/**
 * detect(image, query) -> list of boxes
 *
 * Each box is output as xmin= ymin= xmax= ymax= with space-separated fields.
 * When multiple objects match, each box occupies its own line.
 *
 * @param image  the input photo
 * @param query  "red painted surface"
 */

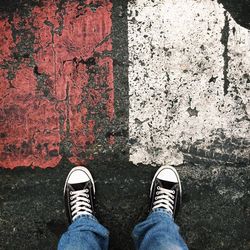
xmin=0 ymin=1 xmax=114 ymax=168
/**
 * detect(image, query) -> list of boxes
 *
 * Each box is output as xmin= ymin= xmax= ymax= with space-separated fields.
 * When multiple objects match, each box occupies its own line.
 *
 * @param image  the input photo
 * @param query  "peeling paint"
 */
xmin=0 ymin=0 xmax=114 ymax=168
xmin=128 ymin=0 xmax=250 ymax=166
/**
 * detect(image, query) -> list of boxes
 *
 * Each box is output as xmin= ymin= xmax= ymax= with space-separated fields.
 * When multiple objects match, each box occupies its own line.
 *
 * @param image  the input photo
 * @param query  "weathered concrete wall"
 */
xmin=128 ymin=0 xmax=250 ymax=166
xmin=0 ymin=0 xmax=114 ymax=168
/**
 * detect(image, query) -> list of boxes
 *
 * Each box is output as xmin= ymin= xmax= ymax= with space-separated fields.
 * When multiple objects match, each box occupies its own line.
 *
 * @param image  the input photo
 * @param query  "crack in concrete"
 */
xmin=220 ymin=11 xmax=230 ymax=96
xmin=95 ymin=33 xmax=112 ymax=49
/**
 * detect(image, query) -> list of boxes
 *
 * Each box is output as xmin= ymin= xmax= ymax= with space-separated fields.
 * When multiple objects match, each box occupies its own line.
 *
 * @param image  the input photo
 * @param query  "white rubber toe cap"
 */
xmin=68 ymin=167 xmax=90 ymax=184
xmin=157 ymin=168 xmax=178 ymax=183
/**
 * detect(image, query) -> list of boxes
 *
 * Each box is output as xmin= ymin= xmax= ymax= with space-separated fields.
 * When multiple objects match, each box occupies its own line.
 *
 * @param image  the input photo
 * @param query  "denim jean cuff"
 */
xmin=150 ymin=208 xmax=173 ymax=219
xmin=74 ymin=213 xmax=98 ymax=222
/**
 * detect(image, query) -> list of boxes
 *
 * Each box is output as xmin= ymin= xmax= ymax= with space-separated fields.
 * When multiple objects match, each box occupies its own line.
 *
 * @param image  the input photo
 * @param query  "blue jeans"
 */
xmin=58 ymin=209 xmax=188 ymax=250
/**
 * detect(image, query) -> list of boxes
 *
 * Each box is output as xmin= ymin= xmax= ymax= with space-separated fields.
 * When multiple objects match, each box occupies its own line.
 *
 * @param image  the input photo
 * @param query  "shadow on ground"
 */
xmin=0 ymin=157 xmax=249 ymax=250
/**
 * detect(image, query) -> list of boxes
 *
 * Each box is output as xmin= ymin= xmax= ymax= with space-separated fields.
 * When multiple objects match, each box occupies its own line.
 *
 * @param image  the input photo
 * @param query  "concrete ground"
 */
xmin=0 ymin=0 xmax=250 ymax=249
xmin=0 ymin=157 xmax=250 ymax=250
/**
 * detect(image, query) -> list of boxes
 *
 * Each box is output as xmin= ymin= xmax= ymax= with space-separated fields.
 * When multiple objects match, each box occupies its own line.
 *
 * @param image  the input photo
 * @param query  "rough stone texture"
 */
xmin=0 ymin=0 xmax=114 ymax=168
xmin=218 ymin=0 xmax=250 ymax=30
xmin=128 ymin=0 xmax=250 ymax=166
xmin=0 ymin=1 xmax=250 ymax=250
xmin=0 ymin=160 xmax=249 ymax=250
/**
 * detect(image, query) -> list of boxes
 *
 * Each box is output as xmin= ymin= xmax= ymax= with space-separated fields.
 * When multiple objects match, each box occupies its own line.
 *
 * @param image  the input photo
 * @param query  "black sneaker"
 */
xmin=150 ymin=166 xmax=182 ymax=218
xmin=64 ymin=166 xmax=95 ymax=224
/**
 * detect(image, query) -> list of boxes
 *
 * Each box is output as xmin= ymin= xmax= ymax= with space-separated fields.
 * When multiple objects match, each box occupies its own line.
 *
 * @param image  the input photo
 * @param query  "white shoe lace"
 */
xmin=70 ymin=189 xmax=92 ymax=221
xmin=152 ymin=186 xmax=175 ymax=214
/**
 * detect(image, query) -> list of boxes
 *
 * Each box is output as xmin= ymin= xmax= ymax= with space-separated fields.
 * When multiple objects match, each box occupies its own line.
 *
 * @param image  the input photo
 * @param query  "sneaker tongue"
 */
xmin=69 ymin=182 xmax=90 ymax=191
xmin=157 ymin=178 xmax=178 ymax=190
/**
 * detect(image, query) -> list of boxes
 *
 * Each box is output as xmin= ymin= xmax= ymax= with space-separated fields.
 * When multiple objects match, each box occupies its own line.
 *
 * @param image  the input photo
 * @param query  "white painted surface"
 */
xmin=128 ymin=0 xmax=250 ymax=166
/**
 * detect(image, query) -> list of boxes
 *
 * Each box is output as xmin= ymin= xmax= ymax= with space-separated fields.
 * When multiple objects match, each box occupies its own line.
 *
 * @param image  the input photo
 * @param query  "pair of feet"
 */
xmin=64 ymin=166 xmax=182 ymax=223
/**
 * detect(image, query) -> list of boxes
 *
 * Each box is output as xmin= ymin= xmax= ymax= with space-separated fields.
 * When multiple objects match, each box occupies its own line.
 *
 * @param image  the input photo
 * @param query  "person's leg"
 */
xmin=58 ymin=166 xmax=109 ymax=250
xmin=132 ymin=166 xmax=188 ymax=250
xmin=132 ymin=209 xmax=187 ymax=250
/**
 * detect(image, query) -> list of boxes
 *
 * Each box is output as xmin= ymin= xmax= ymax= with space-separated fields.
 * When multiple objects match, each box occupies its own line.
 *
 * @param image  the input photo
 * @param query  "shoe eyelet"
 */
xmin=172 ymin=190 xmax=175 ymax=194
xmin=156 ymin=191 xmax=159 ymax=195
xmin=70 ymin=191 xmax=73 ymax=195
xmin=157 ymin=186 xmax=160 ymax=190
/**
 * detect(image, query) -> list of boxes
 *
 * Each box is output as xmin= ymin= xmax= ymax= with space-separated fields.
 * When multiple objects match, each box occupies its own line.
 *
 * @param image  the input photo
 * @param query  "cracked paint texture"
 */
xmin=0 ymin=0 xmax=113 ymax=168
xmin=128 ymin=0 xmax=250 ymax=166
